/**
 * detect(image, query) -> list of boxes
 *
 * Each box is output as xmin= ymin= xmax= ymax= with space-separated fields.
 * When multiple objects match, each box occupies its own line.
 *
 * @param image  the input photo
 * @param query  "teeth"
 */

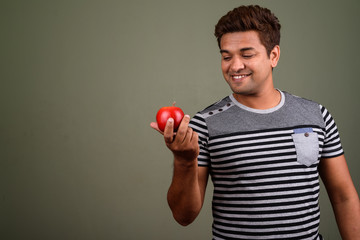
xmin=233 ymin=75 xmax=248 ymax=79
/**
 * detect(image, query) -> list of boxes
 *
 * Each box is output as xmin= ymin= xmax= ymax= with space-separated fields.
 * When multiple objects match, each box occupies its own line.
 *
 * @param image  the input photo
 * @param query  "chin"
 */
xmin=231 ymin=87 xmax=256 ymax=96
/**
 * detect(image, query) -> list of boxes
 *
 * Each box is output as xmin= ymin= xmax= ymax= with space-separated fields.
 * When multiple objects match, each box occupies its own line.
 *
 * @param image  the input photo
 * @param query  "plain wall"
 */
xmin=1 ymin=0 xmax=359 ymax=239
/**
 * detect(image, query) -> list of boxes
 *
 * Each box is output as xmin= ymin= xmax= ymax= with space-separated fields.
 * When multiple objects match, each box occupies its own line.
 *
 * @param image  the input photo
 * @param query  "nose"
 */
xmin=230 ymin=56 xmax=245 ymax=73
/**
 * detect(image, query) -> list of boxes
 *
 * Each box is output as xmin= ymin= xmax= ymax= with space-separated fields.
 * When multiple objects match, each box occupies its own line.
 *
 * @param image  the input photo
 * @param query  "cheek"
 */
xmin=248 ymin=61 xmax=264 ymax=73
xmin=221 ymin=62 xmax=229 ymax=74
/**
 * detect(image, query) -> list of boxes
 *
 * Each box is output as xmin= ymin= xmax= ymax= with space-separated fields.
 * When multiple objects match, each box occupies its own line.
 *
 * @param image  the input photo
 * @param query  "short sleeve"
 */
xmin=189 ymin=113 xmax=210 ymax=167
xmin=320 ymin=105 xmax=344 ymax=158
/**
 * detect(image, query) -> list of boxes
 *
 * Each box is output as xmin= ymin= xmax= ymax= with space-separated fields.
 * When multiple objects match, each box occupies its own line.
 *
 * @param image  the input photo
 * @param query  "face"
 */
xmin=220 ymin=31 xmax=280 ymax=97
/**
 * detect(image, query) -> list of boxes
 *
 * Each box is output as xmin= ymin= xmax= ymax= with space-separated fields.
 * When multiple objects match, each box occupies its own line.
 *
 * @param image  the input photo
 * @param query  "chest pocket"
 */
xmin=292 ymin=130 xmax=319 ymax=167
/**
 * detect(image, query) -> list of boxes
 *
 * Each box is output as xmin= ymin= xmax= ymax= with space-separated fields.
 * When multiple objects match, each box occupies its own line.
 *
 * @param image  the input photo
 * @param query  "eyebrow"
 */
xmin=220 ymin=47 xmax=255 ymax=54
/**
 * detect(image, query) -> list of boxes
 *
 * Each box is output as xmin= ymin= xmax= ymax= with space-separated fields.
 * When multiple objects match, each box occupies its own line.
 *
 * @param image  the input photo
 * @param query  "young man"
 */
xmin=151 ymin=5 xmax=360 ymax=240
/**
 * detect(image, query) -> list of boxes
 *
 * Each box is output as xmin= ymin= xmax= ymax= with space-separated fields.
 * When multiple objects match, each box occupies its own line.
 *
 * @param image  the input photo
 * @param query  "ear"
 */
xmin=270 ymin=45 xmax=280 ymax=68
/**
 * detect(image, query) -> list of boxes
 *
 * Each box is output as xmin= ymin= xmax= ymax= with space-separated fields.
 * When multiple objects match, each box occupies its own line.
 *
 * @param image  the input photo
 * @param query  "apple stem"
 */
xmin=172 ymin=101 xmax=176 ymax=107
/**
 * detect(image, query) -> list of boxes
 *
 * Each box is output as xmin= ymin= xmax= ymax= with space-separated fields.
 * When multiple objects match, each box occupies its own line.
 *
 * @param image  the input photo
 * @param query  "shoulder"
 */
xmin=282 ymin=91 xmax=340 ymax=130
xmin=282 ymin=91 xmax=325 ymax=115
xmin=283 ymin=91 xmax=320 ymax=108
xmin=283 ymin=91 xmax=334 ymax=115
xmin=189 ymin=96 xmax=231 ymax=134
xmin=196 ymin=96 xmax=233 ymax=119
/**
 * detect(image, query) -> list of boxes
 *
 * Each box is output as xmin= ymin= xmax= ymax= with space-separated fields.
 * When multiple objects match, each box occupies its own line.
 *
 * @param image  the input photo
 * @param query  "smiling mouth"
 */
xmin=231 ymin=73 xmax=251 ymax=81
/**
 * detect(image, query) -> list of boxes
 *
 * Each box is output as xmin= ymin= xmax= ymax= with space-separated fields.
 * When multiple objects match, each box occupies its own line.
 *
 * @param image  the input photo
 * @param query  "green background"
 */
xmin=1 ymin=0 xmax=359 ymax=239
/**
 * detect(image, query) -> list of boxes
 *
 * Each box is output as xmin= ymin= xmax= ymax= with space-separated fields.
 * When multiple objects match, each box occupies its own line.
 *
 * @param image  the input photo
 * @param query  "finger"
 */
xmin=184 ymin=127 xmax=193 ymax=143
xmin=191 ymin=130 xmax=199 ymax=144
xmin=175 ymin=115 xmax=191 ymax=140
xmin=150 ymin=122 xmax=164 ymax=135
xmin=163 ymin=118 xmax=174 ymax=144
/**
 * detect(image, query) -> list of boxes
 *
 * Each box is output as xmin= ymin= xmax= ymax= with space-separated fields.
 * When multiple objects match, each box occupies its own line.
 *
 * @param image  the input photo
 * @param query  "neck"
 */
xmin=232 ymin=88 xmax=281 ymax=110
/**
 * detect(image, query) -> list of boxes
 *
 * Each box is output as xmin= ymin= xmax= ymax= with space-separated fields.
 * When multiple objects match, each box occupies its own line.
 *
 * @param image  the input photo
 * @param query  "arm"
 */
xmin=151 ymin=115 xmax=209 ymax=226
xmin=167 ymin=162 xmax=209 ymax=226
xmin=319 ymin=154 xmax=360 ymax=239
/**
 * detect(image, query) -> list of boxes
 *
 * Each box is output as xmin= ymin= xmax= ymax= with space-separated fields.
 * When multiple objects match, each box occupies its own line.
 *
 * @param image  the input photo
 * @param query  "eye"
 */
xmin=222 ymin=56 xmax=231 ymax=61
xmin=242 ymin=54 xmax=254 ymax=59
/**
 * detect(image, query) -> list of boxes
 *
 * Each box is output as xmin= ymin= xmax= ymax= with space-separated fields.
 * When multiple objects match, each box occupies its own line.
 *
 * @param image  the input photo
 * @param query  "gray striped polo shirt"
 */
xmin=189 ymin=90 xmax=343 ymax=240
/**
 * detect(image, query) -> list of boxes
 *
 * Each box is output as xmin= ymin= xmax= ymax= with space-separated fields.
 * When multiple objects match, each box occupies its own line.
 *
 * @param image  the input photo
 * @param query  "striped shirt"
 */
xmin=189 ymin=90 xmax=343 ymax=240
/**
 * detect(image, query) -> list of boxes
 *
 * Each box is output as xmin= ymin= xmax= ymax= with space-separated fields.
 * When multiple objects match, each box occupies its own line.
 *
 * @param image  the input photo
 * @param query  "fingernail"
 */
xmin=168 ymin=118 xmax=174 ymax=123
xmin=185 ymin=115 xmax=190 ymax=119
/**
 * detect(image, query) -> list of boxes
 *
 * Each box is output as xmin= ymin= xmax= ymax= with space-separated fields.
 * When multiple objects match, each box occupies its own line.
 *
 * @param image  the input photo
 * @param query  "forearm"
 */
xmin=167 ymin=157 xmax=203 ymax=226
xmin=331 ymin=195 xmax=360 ymax=239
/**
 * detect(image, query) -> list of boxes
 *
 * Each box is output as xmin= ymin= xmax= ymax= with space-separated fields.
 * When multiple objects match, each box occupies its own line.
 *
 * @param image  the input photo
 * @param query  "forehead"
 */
xmin=220 ymin=31 xmax=264 ymax=51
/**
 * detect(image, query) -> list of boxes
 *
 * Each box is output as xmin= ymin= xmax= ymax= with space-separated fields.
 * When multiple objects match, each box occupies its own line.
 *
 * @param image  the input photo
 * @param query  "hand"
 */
xmin=150 ymin=115 xmax=199 ymax=161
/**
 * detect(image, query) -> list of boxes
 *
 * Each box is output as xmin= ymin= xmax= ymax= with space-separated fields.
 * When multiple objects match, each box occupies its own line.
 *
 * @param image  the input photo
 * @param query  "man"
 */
xmin=151 ymin=5 xmax=360 ymax=240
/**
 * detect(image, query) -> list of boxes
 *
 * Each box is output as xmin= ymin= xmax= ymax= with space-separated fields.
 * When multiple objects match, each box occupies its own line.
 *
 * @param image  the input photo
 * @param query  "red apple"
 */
xmin=156 ymin=103 xmax=184 ymax=132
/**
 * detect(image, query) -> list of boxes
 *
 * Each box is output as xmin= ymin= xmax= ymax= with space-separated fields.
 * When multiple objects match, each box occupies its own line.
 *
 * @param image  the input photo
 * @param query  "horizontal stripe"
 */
xmin=213 ymin=169 xmax=318 ymax=181
xmin=210 ymin=145 xmax=295 ymax=159
xmin=211 ymin=162 xmax=315 ymax=173
xmin=210 ymin=139 xmax=294 ymax=153
xmin=213 ymin=186 xmax=320 ymax=198
xmin=213 ymin=197 xmax=319 ymax=209
xmin=213 ymin=188 xmax=320 ymax=201
xmin=214 ymin=202 xmax=319 ymax=215
xmin=213 ymin=216 xmax=319 ymax=232
xmin=213 ymin=209 xmax=320 ymax=223
xmin=214 ymin=175 xmax=319 ymax=187
xmin=213 ymin=222 xmax=319 ymax=238
xmin=213 ymin=209 xmax=320 ymax=225
xmin=213 ymin=230 xmax=319 ymax=240
xmin=209 ymin=125 xmax=324 ymax=142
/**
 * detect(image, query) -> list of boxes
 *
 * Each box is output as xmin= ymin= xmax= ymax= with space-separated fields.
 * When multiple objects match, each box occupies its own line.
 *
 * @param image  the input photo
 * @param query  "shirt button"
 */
xmin=304 ymin=132 xmax=309 ymax=137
